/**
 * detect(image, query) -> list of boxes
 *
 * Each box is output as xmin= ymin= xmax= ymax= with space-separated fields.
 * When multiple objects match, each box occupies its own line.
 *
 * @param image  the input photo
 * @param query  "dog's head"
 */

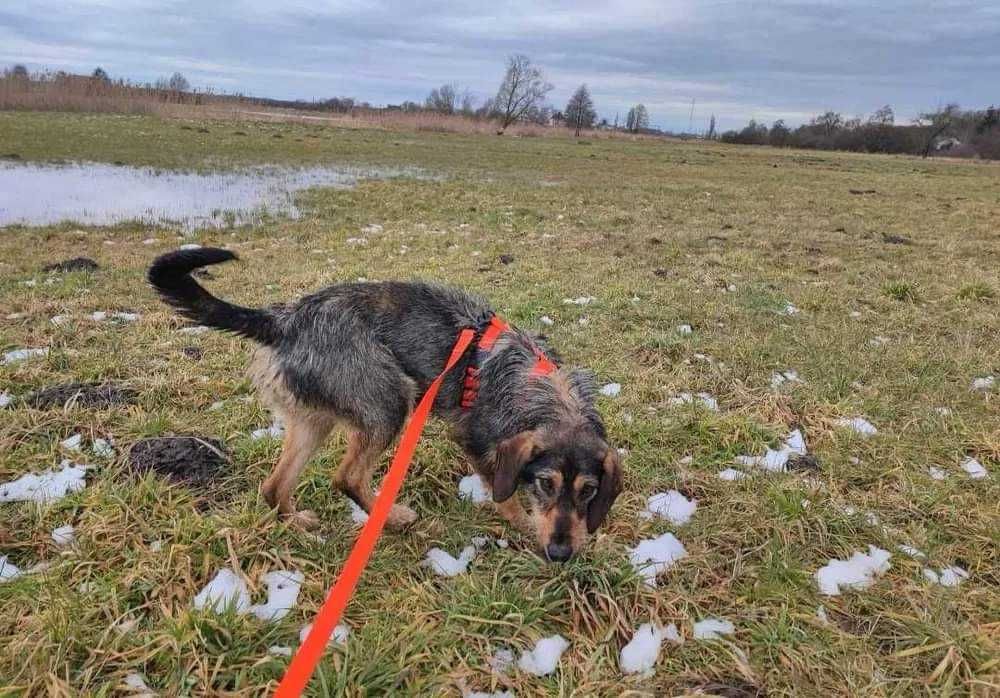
xmin=491 ymin=423 xmax=622 ymax=561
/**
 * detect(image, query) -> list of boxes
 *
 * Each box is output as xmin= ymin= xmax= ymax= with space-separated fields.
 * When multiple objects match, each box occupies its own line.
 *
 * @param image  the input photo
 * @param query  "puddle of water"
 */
xmin=0 ymin=161 xmax=425 ymax=230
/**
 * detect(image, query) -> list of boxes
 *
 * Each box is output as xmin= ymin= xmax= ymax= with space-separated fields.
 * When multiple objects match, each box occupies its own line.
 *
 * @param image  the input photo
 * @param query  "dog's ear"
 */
xmin=587 ymin=448 xmax=622 ymax=533
xmin=492 ymin=430 xmax=541 ymax=502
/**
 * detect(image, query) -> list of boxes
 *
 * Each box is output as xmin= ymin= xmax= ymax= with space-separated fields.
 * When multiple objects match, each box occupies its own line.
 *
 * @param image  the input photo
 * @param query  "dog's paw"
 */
xmin=386 ymin=504 xmax=418 ymax=529
xmin=288 ymin=509 xmax=320 ymax=530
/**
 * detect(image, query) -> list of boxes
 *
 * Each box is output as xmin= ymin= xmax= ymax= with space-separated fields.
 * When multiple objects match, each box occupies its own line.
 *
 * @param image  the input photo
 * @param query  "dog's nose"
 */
xmin=545 ymin=542 xmax=573 ymax=562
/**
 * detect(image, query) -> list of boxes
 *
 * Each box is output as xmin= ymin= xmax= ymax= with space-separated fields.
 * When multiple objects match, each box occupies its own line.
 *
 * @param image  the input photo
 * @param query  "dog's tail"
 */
xmin=148 ymin=247 xmax=281 ymax=346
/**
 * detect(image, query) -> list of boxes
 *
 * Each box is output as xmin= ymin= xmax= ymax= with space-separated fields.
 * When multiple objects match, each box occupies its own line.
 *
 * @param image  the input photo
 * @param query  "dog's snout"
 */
xmin=545 ymin=542 xmax=573 ymax=562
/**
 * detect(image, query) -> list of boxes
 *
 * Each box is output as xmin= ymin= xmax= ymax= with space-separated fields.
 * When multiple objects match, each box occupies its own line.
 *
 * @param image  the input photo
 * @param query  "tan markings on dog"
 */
xmin=495 ymin=496 xmax=533 ymax=534
xmin=533 ymin=506 xmax=589 ymax=554
xmin=261 ymin=413 xmax=334 ymax=529
xmin=332 ymin=429 xmax=418 ymax=529
xmin=573 ymin=474 xmax=599 ymax=497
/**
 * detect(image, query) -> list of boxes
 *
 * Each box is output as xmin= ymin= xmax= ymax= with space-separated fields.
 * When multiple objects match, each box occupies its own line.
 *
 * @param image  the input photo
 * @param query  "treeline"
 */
xmin=719 ymin=105 xmax=1000 ymax=159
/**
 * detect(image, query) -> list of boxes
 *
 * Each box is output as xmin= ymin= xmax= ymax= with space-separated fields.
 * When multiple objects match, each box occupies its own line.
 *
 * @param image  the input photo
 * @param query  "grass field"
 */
xmin=1 ymin=111 xmax=998 ymax=697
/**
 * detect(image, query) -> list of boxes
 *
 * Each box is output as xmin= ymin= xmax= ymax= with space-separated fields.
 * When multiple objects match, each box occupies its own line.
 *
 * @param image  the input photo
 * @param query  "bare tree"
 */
xmin=813 ymin=111 xmax=843 ymax=137
xmin=917 ymin=103 xmax=960 ymax=157
xmin=706 ymin=114 xmax=717 ymax=139
xmin=92 ymin=67 xmax=110 ymax=82
xmin=167 ymin=72 xmax=190 ymax=91
xmin=868 ymin=105 xmax=894 ymax=126
xmin=425 ymin=84 xmax=458 ymax=114
xmin=459 ymin=89 xmax=476 ymax=116
xmin=9 ymin=64 xmax=28 ymax=79
xmin=565 ymin=84 xmax=596 ymax=136
xmin=492 ymin=54 xmax=553 ymax=133
xmin=625 ymin=104 xmax=649 ymax=133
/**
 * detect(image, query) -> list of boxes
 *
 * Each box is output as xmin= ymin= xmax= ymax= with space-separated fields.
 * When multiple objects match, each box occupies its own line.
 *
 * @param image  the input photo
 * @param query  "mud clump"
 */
xmin=42 ymin=257 xmax=100 ymax=273
xmin=129 ymin=436 xmax=229 ymax=485
xmin=27 ymin=382 xmax=136 ymax=409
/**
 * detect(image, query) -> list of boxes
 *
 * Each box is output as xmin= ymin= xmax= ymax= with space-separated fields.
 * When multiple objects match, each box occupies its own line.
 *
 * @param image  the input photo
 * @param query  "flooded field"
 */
xmin=0 ymin=161 xmax=425 ymax=230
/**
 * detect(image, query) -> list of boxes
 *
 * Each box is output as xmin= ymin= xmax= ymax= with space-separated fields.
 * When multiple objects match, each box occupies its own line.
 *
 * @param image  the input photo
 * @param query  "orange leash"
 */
xmin=274 ymin=328 xmax=476 ymax=697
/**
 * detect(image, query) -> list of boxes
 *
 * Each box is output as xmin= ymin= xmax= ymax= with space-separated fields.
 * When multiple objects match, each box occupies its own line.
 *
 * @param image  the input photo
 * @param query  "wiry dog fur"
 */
xmin=149 ymin=248 xmax=622 ymax=560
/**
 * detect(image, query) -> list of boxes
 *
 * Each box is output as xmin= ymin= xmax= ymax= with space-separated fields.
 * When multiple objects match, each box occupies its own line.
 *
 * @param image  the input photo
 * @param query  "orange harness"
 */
xmin=460 ymin=314 xmax=556 ymax=408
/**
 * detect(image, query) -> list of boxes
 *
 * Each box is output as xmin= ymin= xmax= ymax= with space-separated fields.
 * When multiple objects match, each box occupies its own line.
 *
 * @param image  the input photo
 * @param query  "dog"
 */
xmin=148 ymin=248 xmax=621 ymax=561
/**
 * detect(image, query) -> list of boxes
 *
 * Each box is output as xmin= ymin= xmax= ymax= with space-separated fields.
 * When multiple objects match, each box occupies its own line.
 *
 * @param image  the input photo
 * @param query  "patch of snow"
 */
xmin=209 ymin=400 xmax=226 ymax=411
xmin=179 ymin=243 xmax=201 ymax=250
xmin=518 ymin=635 xmax=569 ymax=676
xmin=424 ymin=546 xmax=476 ymax=577
xmin=539 ymin=315 xmax=554 ymax=326
xmin=361 ymin=223 xmax=383 ymax=235
xmin=934 ymin=407 xmax=953 ymax=417
xmin=577 ymin=317 xmax=589 ymax=326
xmin=123 ymin=672 xmax=155 ymax=697
xmin=299 ymin=622 xmax=349 ymax=646
xmin=0 ymin=461 xmax=88 ymax=503
xmin=971 ymin=376 xmax=995 ymax=392
xmin=249 ymin=570 xmax=303 ymax=621
xmin=192 ymin=568 xmax=251 ymax=615
xmin=718 ymin=468 xmax=747 ymax=481
xmin=620 ymin=622 xmax=667 ymax=675
xmin=458 ymin=474 xmax=490 ymax=504
xmin=782 ymin=302 xmax=800 ymax=315
xmin=869 ymin=336 xmax=890 ymax=348
xmin=562 ymin=296 xmax=595 ymax=305
xmin=178 ymin=325 xmax=210 ymax=335
xmin=667 ymin=392 xmax=718 ymax=411
xmin=251 ymin=418 xmax=284 ymax=440
xmin=663 ymin=623 xmax=682 ymax=643
xmin=676 ymin=324 xmax=693 ymax=335
xmin=897 ymin=545 xmax=925 ymax=560
xmin=60 ymin=433 xmax=83 ymax=452
xmin=268 ymin=645 xmax=292 ymax=657
xmin=640 ymin=490 xmax=697 ymax=526
xmin=735 ymin=429 xmax=807 ymax=473
xmin=142 ymin=238 xmax=157 ymax=245
xmin=0 ymin=391 xmax=11 ymax=408
xmin=960 ymin=457 xmax=988 ymax=480
xmin=345 ymin=237 xmax=367 ymax=245
xmin=1 ymin=556 xmax=22 ymax=582
xmin=629 ymin=532 xmax=688 ymax=587
xmin=92 ymin=438 xmax=115 ymax=458
xmin=1 ymin=347 xmax=49 ymax=365
xmin=489 ymin=647 xmax=514 ymax=675
xmin=815 ymin=545 xmax=892 ymax=596
xmin=692 ymin=618 xmax=735 ymax=640
xmin=816 ymin=605 xmax=829 ymax=624
xmin=51 ymin=524 xmax=75 ymax=546
xmin=599 ymin=383 xmax=622 ymax=398
xmin=928 ymin=466 xmax=948 ymax=480
xmin=112 ymin=311 xmax=141 ymax=322
xmin=50 ymin=314 xmax=71 ymax=326
xmin=922 ymin=565 xmax=969 ymax=587
xmin=834 ymin=417 xmax=878 ymax=437
xmin=771 ymin=370 xmax=804 ymax=390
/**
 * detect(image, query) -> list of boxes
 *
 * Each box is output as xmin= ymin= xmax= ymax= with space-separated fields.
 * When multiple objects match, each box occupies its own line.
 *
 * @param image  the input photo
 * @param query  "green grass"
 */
xmin=1 ymin=111 xmax=998 ymax=696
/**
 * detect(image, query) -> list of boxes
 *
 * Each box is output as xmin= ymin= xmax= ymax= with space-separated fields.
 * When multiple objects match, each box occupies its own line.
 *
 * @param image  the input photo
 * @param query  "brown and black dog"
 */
xmin=149 ymin=248 xmax=621 ymax=561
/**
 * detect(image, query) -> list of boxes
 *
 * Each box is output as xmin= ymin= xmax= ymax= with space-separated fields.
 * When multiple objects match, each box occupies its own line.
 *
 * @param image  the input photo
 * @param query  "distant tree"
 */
xmin=813 ymin=111 xmax=843 ymax=137
xmin=625 ymin=104 xmax=649 ymax=133
xmin=459 ymin=90 xmax=476 ymax=116
xmin=977 ymin=105 xmax=998 ymax=134
xmin=564 ymin=84 xmax=596 ymax=135
xmin=9 ymin=64 xmax=28 ymax=79
xmin=917 ymin=103 xmax=960 ymax=157
xmin=706 ymin=114 xmax=717 ymax=139
xmin=769 ymin=119 xmax=790 ymax=146
xmin=492 ymin=54 xmax=553 ymax=132
xmin=92 ymin=67 xmax=110 ymax=82
xmin=868 ymin=104 xmax=894 ymax=126
xmin=167 ymin=72 xmax=190 ymax=91
xmin=425 ymin=83 xmax=458 ymax=114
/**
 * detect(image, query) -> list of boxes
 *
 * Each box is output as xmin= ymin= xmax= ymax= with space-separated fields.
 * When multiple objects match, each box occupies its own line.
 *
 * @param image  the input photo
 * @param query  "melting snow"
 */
xmin=771 ymin=370 xmax=804 ymax=390
xmin=60 ymin=433 xmax=83 ymax=452
xmin=300 ymin=622 xmax=349 ymax=646
xmin=928 ymin=466 xmax=948 ymax=481
xmin=92 ymin=438 xmax=115 ymax=458
xmin=897 ymin=545 xmax=925 ymax=559
xmin=971 ymin=376 xmax=995 ymax=392
xmin=600 ymin=383 xmax=622 ymax=398
xmin=834 ymin=417 xmax=878 ymax=437
xmin=562 ymin=296 xmax=595 ymax=305
xmin=629 ymin=533 xmax=688 ymax=587
xmin=2 ymin=347 xmax=49 ymax=365
xmin=0 ymin=461 xmax=88 ymax=503
xmin=922 ymin=566 xmax=969 ymax=587
xmin=268 ymin=645 xmax=292 ymax=657
xmin=249 ymin=570 xmax=303 ymax=621
xmin=815 ymin=545 xmax=892 ymax=596
xmin=692 ymin=618 xmax=735 ymax=640
xmin=620 ymin=622 xmax=667 ymax=675
xmin=51 ymin=524 xmax=75 ymax=546
xmin=667 ymin=392 xmax=718 ymax=411
xmin=734 ymin=429 xmax=807 ymax=473
xmin=251 ymin=419 xmax=285 ymax=440
xmin=960 ymin=457 xmax=988 ymax=479
xmin=177 ymin=325 xmax=210 ymax=335
xmin=0 ymin=391 xmax=12 ymax=408
xmin=1 ymin=556 xmax=22 ymax=582
xmin=361 ymin=223 xmax=383 ymax=234
xmin=816 ymin=605 xmax=829 ymax=624
xmin=518 ymin=635 xmax=569 ymax=676
xmin=458 ymin=474 xmax=490 ymax=504
xmin=782 ymin=302 xmax=800 ymax=315
xmin=718 ymin=468 xmax=747 ymax=481
xmin=640 ymin=490 xmax=697 ymax=526
xmin=123 ymin=672 xmax=155 ymax=697
xmin=676 ymin=324 xmax=693 ymax=335
xmin=192 ymin=568 xmax=251 ymax=614
xmin=424 ymin=546 xmax=476 ymax=576
xmin=347 ymin=498 xmax=369 ymax=525
xmin=489 ymin=648 xmax=514 ymax=675
xmin=540 ymin=315 xmax=554 ymax=326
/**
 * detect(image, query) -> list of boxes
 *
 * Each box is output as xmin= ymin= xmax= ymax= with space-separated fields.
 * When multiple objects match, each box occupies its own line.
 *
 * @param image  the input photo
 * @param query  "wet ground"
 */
xmin=0 ymin=161 xmax=425 ymax=230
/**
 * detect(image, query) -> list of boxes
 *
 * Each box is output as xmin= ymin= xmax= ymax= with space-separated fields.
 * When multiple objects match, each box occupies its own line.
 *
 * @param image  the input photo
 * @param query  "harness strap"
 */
xmin=461 ymin=314 xmax=556 ymax=409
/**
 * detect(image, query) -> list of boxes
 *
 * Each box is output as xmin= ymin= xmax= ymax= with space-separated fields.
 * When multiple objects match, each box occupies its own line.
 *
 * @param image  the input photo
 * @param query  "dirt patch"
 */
xmin=849 ymin=188 xmax=877 ymax=195
xmin=128 ymin=436 xmax=230 ymax=485
xmin=787 ymin=454 xmax=822 ymax=472
xmin=27 ymin=381 xmax=137 ymax=409
xmin=881 ymin=232 xmax=912 ymax=245
xmin=42 ymin=257 xmax=99 ymax=273
xmin=181 ymin=346 xmax=203 ymax=360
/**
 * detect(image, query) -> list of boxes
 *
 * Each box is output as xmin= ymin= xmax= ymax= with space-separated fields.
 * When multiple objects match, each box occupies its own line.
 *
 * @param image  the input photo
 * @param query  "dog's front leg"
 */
xmin=495 ymin=496 xmax=533 ymax=536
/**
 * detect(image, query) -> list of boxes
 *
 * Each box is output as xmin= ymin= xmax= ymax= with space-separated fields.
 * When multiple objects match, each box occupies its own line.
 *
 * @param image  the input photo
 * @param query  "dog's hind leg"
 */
xmin=262 ymin=413 xmax=334 ymax=529
xmin=333 ymin=429 xmax=417 ymax=529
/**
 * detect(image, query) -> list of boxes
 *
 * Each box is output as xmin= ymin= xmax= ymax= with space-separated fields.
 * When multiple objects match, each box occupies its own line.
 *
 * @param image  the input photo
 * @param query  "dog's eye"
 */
xmin=535 ymin=476 xmax=556 ymax=496
xmin=579 ymin=484 xmax=597 ymax=502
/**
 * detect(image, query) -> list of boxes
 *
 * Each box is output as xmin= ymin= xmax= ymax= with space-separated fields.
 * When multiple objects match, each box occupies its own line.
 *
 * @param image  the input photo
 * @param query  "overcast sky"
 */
xmin=3 ymin=1 xmax=998 ymax=132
